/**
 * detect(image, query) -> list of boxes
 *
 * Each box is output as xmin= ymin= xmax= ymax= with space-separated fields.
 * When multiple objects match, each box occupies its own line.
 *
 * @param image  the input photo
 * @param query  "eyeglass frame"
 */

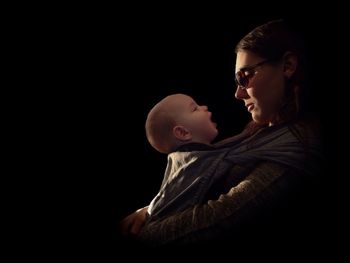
xmin=235 ymin=58 xmax=280 ymax=90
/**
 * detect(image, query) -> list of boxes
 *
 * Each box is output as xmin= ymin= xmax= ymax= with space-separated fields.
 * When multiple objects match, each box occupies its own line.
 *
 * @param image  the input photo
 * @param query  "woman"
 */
xmin=120 ymin=19 xmax=323 ymax=246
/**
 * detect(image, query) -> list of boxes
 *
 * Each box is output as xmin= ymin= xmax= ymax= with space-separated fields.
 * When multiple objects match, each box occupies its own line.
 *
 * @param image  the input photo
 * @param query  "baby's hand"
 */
xmin=119 ymin=207 xmax=149 ymax=236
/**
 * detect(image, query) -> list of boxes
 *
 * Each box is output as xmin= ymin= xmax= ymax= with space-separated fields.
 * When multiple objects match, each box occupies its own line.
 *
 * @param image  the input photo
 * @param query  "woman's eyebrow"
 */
xmin=239 ymin=64 xmax=254 ymax=72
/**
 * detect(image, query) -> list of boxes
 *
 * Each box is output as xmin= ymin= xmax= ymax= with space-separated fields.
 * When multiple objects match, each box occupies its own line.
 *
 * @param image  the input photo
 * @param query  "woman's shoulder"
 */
xmin=287 ymin=115 xmax=323 ymax=148
xmin=292 ymin=114 xmax=322 ymax=134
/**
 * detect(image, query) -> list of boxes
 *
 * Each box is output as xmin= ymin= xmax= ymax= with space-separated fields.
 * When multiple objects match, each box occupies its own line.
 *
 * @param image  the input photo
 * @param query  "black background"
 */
xmin=50 ymin=9 xmax=345 ymax=256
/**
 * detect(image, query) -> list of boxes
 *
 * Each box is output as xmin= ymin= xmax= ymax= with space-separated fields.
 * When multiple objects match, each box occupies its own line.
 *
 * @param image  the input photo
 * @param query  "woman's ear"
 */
xmin=283 ymin=52 xmax=298 ymax=79
xmin=173 ymin=125 xmax=192 ymax=141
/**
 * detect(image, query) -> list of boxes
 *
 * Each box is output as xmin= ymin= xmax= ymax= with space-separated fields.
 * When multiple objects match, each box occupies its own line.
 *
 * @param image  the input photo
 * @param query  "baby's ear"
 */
xmin=173 ymin=126 xmax=192 ymax=141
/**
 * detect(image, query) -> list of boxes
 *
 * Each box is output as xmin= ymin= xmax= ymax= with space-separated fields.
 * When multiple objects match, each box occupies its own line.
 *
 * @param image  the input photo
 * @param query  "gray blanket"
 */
xmin=148 ymin=123 xmax=322 ymax=220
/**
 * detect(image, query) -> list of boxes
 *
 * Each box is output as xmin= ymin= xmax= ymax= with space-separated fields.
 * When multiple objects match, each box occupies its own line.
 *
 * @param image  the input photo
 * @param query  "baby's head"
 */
xmin=145 ymin=94 xmax=218 ymax=153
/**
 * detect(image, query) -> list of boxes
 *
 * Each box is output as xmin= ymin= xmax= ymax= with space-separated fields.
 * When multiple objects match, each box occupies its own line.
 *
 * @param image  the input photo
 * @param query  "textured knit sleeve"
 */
xmin=138 ymin=161 xmax=307 ymax=245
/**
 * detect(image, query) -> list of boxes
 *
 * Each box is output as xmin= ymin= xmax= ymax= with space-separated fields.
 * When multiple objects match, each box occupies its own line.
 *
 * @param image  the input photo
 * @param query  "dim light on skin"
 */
xmin=146 ymin=93 xmax=218 ymax=153
xmin=173 ymin=94 xmax=218 ymax=144
xmin=235 ymin=50 xmax=295 ymax=126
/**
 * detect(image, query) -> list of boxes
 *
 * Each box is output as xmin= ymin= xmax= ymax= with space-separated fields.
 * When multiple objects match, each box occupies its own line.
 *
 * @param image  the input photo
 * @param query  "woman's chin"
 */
xmin=252 ymin=114 xmax=269 ymax=125
xmin=251 ymin=113 xmax=262 ymax=123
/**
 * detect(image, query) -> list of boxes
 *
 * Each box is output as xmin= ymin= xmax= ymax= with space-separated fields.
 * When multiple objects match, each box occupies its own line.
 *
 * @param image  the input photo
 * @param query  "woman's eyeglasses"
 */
xmin=235 ymin=58 xmax=278 ymax=89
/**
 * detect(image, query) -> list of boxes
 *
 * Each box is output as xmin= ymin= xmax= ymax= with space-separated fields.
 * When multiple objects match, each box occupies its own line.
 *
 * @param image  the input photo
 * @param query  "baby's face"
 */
xmin=171 ymin=94 xmax=218 ymax=144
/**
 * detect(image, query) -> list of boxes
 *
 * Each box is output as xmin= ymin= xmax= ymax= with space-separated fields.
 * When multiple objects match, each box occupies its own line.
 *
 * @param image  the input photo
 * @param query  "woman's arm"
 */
xmin=138 ymin=161 xmax=306 ymax=245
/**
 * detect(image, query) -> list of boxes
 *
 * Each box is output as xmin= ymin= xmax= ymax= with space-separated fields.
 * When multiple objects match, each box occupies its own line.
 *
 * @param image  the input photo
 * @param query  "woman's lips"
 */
xmin=246 ymin=103 xmax=254 ymax=112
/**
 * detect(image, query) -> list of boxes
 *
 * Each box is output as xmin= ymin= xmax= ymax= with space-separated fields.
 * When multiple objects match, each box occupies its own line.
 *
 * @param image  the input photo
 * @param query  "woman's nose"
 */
xmin=235 ymin=86 xmax=249 ymax=100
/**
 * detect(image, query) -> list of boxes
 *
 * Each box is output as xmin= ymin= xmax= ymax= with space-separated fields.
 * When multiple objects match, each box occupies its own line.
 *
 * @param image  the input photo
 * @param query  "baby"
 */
xmin=145 ymin=94 xmax=221 ymax=219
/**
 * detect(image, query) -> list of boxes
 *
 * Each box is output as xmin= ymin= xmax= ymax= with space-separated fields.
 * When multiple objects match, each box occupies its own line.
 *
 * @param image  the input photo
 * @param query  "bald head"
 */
xmin=145 ymin=94 xmax=189 ymax=153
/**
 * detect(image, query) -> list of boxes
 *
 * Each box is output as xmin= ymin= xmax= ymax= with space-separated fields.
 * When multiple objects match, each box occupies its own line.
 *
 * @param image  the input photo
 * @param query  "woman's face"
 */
xmin=235 ymin=51 xmax=286 ymax=125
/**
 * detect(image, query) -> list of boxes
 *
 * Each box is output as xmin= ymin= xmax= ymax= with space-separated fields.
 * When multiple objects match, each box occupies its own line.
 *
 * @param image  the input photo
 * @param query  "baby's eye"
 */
xmin=192 ymin=106 xmax=198 ymax=111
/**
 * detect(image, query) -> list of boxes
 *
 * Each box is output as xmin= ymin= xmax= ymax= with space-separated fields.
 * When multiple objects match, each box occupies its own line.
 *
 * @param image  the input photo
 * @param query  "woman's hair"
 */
xmin=236 ymin=19 xmax=313 ymax=133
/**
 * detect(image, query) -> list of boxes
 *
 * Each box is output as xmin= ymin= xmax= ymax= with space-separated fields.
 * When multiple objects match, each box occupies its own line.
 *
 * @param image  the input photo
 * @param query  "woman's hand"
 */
xmin=119 ymin=207 xmax=149 ymax=236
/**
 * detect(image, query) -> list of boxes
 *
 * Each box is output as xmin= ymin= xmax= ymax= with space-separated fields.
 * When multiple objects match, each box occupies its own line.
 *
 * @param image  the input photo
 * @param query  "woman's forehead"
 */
xmin=235 ymin=51 xmax=262 ymax=72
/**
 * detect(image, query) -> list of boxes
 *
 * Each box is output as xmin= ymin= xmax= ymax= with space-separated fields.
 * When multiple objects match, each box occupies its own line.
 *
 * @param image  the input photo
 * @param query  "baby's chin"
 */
xmin=210 ymin=130 xmax=219 ymax=143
